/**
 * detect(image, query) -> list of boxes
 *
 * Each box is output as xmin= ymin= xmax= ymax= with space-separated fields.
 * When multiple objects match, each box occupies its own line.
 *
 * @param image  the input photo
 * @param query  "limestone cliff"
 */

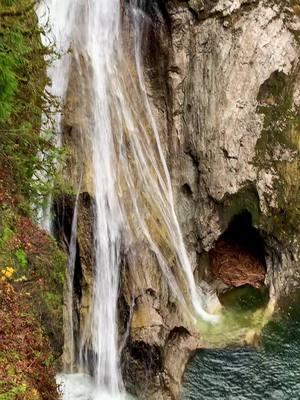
xmin=61 ymin=1 xmax=300 ymax=399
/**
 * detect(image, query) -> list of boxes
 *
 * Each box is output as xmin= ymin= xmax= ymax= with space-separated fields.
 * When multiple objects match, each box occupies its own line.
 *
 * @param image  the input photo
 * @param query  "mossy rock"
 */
xmin=219 ymin=186 xmax=261 ymax=231
xmin=255 ymin=68 xmax=300 ymax=241
xmin=220 ymin=285 xmax=269 ymax=313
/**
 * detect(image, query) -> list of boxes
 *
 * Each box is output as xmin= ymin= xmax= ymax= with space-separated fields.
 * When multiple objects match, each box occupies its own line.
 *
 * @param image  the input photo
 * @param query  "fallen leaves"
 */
xmin=0 ymin=282 xmax=58 ymax=400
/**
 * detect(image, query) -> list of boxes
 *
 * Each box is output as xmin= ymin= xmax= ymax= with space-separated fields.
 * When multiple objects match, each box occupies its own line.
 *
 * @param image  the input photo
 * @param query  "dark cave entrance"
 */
xmin=209 ymin=210 xmax=267 ymax=291
xmin=221 ymin=210 xmax=265 ymax=264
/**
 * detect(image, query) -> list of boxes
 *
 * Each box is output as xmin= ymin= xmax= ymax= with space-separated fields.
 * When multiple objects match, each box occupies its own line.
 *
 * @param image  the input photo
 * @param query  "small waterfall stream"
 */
xmin=36 ymin=0 xmax=76 ymax=231
xmin=38 ymin=1 xmax=218 ymax=398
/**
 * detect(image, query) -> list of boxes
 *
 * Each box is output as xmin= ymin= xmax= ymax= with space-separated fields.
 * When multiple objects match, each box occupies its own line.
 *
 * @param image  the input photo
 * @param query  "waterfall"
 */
xmin=36 ymin=0 xmax=76 ymax=231
xmin=38 ymin=0 xmax=219 ymax=398
xmin=75 ymin=1 xmax=124 ymax=394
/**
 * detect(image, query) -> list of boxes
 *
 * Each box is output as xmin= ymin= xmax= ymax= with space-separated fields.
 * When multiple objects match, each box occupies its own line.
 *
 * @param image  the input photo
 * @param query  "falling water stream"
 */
xmin=36 ymin=0 xmax=76 ymax=231
xmin=38 ymin=1 xmax=219 ymax=399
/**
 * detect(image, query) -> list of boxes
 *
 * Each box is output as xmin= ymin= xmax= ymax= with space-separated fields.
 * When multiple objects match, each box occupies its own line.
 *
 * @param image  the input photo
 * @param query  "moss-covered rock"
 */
xmin=0 ymin=203 xmax=67 ymax=399
xmin=220 ymin=186 xmax=261 ymax=230
xmin=255 ymin=68 xmax=300 ymax=242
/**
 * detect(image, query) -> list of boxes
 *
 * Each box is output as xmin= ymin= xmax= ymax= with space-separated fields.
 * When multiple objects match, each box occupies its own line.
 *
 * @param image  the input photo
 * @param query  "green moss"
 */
xmin=255 ymin=69 xmax=300 ymax=241
xmin=0 ymin=226 xmax=14 ymax=247
xmin=0 ymin=282 xmax=59 ymax=400
xmin=15 ymin=249 xmax=28 ymax=270
xmin=30 ymin=238 xmax=66 ymax=354
xmin=220 ymin=285 xmax=269 ymax=313
xmin=220 ymin=186 xmax=261 ymax=230
xmin=0 ymin=383 xmax=27 ymax=400
xmin=256 ymin=71 xmax=299 ymax=153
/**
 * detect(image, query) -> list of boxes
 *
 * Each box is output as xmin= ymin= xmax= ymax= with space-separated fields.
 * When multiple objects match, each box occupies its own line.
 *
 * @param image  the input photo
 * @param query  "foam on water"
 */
xmin=56 ymin=374 xmax=133 ymax=400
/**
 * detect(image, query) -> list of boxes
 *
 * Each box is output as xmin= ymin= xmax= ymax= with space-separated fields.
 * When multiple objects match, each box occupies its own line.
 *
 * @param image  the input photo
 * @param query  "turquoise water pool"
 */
xmin=183 ymin=292 xmax=300 ymax=400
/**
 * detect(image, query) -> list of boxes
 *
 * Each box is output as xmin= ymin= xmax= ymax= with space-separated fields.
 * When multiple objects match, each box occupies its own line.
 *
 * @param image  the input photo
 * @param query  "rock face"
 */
xmin=120 ymin=242 xmax=205 ymax=399
xmin=163 ymin=0 xmax=299 ymax=249
xmin=123 ymin=1 xmax=299 ymax=397
xmin=62 ymin=1 xmax=300 ymax=399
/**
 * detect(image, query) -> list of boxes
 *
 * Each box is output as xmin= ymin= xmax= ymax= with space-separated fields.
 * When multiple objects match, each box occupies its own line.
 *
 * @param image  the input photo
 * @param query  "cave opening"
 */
xmin=209 ymin=210 xmax=267 ymax=291
xmin=222 ymin=210 xmax=265 ymax=264
xmin=181 ymin=183 xmax=193 ymax=197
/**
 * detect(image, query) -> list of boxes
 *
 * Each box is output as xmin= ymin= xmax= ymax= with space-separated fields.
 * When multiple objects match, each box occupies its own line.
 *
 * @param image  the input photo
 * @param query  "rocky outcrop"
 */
xmin=62 ymin=1 xmax=300 ymax=399
xmin=120 ymin=241 xmax=205 ymax=399
xmin=164 ymin=0 xmax=299 ymax=246
xmin=122 ymin=1 xmax=299 ymax=397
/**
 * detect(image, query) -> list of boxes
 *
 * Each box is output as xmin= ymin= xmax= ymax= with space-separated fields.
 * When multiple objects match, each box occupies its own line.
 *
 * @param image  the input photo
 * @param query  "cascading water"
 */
xmin=36 ymin=0 xmax=76 ymax=231
xmin=38 ymin=0 xmax=219 ymax=398
xmin=75 ymin=1 xmax=124 ymax=395
xmin=119 ymin=1 xmax=219 ymax=322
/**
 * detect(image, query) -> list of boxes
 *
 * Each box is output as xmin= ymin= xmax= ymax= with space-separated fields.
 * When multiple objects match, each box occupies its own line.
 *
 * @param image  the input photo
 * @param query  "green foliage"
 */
xmin=0 ymin=383 xmax=27 ymax=400
xmin=0 ymin=203 xmax=66 ymax=360
xmin=0 ymin=208 xmax=28 ymax=277
xmin=0 ymin=226 xmax=14 ymax=248
xmin=0 ymin=49 xmax=17 ymax=120
xmin=0 ymin=0 xmax=68 ymax=212
xmin=0 ymin=6 xmax=65 ymax=397
xmin=2 ymin=0 xmax=17 ymax=6
xmin=15 ymin=249 xmax=28 ymax=271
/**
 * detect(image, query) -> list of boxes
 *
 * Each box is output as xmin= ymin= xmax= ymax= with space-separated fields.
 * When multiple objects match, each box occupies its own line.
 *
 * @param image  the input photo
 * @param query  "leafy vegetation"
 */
xmin=0 ymin=281 xmax=58 ymax=400
xmin=0 ymin=205 xmax=66 ymax=353
xmin=0 ymin=203 xmax=66 ymax=399
xmin=0 ymin=1 xmax=68 ymax=398
xmin=0 ymin=0 xmax=67 ymax=213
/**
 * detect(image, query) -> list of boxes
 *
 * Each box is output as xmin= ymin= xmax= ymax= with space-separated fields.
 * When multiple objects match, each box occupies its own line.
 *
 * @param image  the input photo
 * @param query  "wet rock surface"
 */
xmin=62 ymin=1 xmax=300 ymax=399
xmin=126 ymin=0 xmax=300 ymax=397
